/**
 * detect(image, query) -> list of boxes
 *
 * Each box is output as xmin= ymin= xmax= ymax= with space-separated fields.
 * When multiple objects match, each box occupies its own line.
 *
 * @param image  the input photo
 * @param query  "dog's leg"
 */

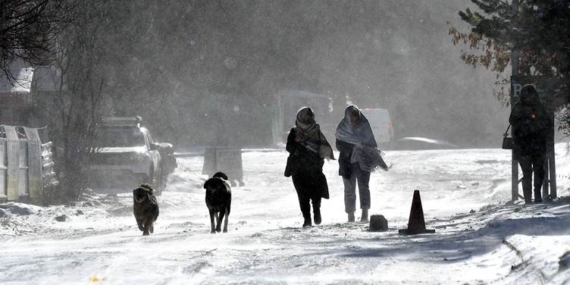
xmin=142 ymin=218 xmax=150 ymax=236
xmin=222 ymin=207 xmax=229 ymax=233
xmin=216 ymin=209 xmax=225 ymax=232
xmin=209 ymin=209 xmax=216 ymax=233
xmin=136 ymin=217 xmax=144 ymax=231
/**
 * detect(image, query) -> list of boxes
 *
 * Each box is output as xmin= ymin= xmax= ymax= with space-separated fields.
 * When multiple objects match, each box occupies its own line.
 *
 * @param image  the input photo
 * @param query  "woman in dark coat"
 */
xmin=336 ymin=105 xmax=388 ymax=223
xmin=285 ymin=107 xmax=334 ymax=227
xmin=509 ymin=84 xmax=553 ymax=204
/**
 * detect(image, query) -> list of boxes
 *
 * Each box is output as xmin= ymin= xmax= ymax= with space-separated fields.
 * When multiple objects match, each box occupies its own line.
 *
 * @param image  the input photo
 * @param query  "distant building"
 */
xmin=0 ymin=60 xmax=34 ymax=125
xmin=272 ymin=89 xmax=335 ymax=144
xmin=0 ymin=60 xmax=63 ymax=127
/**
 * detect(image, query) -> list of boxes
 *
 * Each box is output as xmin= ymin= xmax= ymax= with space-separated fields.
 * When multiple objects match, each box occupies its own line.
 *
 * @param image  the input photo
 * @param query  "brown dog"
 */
xmin=133 ymin=184 xmax=159 ymax=236
xmin=203 ymin=172 xmax=232 ymax=233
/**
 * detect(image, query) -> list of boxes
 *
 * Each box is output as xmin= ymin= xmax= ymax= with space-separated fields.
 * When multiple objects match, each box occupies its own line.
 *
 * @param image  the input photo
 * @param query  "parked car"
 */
xmin=392 ymin=137 xmax=459 ymax=150
xmin=86 ymin=117 xmax=176 ymax=195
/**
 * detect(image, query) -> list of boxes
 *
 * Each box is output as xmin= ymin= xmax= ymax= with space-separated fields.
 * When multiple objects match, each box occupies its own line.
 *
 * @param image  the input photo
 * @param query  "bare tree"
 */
xmin=40 ymin=1 xmax=106 ymax=202
xmin=0 ymin=0 xmax=69 ymax=80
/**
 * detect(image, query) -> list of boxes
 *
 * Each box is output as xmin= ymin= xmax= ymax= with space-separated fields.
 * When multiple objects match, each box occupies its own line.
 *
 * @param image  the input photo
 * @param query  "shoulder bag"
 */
xmin=502 ymin=125 xmax=513 ymax=150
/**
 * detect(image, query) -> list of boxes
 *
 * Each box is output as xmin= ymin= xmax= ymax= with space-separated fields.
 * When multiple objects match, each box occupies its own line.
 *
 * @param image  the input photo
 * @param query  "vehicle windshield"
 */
xmin=93 ymin=127 xmax=146 ymax=148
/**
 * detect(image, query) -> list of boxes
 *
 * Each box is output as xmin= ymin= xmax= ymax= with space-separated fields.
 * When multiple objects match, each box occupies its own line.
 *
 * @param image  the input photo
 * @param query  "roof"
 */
xmin=100 ymin=117 xmax=143 ymax=127
xmin=0 ymin=62 xmax=65 ymax=95
xmin=0 ymin=61 xmax=33 ymax=93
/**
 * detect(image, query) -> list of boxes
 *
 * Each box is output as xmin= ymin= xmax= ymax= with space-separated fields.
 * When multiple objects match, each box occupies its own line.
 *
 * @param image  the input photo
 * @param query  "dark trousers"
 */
xmin=343 ymin=162 xmax=371 ymax=213
xmin=518 ymin=153 xmax=546 ymax=203
xmin=292 ymin=171 xmax=322 ymax=220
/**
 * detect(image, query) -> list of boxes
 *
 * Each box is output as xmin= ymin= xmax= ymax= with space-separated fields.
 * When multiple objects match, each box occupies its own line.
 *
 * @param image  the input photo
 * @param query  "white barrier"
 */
xmin=0 ymin=125 xmax=57 ymax=202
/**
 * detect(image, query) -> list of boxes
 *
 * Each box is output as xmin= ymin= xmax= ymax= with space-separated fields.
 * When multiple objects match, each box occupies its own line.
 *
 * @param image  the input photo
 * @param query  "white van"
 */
xmin=361 ymin=108 xmax=394 ymax=144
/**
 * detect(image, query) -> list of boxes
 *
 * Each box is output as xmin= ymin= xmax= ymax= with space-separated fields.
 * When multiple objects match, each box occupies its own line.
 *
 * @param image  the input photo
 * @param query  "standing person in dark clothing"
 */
xmin=509 ymin=85 xmax=553 ymax=204
xmin=285 ymin=107 xmax=335 ymax=228
xmin=336 ymin=105 xmax=388 ymax=223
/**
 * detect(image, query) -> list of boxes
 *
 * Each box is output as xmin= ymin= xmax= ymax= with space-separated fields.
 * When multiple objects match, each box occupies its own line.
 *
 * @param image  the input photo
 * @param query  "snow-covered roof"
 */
xmin=0 ymin=66 xmax=33 ymax=94
xmin=0 ymin=62 xmax=64 ymax=94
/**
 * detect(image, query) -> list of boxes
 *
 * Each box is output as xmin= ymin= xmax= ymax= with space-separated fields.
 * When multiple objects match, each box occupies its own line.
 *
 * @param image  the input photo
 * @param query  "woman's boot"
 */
xmin=348 ymin=212 xmax=355 ymax=222
xmin=361 ymin=209 xmax=369 ymax=223
xmin=313 ymin=208 xmax=322 ymax=225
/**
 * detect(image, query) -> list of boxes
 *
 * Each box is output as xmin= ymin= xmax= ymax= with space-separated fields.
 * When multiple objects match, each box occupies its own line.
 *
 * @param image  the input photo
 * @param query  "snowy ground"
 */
xmin=1 ymin=145 xmax=570 ymax=284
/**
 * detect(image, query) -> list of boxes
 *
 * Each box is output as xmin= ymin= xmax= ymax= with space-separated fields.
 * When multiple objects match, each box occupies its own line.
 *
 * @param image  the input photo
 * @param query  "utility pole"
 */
xmin=511 ymin=0 xmax=519 ymax=201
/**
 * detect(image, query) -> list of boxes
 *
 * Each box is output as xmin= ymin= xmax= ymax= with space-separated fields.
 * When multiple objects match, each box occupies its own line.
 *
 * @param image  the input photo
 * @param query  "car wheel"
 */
xmin=144 ymin=167 xmax=162 ymax=196
xmin=159 ymin=168 xmax=168 ymax=194
xmin=151 ymin=166 xmax=164 ymax=196
xmin=155 ymin=169 xmax=165 ymax=197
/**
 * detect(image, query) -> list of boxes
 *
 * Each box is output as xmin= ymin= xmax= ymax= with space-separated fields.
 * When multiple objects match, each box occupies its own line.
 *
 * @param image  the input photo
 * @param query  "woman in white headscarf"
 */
xmin=336 ymin=105 xmax=387 ymax=223
xmin=285 ymin=107 xmax=334 ymax=228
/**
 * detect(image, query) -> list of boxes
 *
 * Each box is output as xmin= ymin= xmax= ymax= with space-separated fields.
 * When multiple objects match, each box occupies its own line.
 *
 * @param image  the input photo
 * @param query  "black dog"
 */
xmin=203 ymin=172 xmax=232 ymax=233
xmin=133 ymin=184 xmax=159 ymax=236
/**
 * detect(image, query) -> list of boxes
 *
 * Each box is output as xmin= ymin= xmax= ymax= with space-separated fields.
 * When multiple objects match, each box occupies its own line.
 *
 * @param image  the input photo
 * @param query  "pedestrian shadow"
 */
xmin=303 ymin=202 xmax=570 ymax=263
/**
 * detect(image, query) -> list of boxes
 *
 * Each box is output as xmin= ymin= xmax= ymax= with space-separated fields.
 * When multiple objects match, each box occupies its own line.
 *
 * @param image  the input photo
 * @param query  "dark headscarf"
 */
xmin=295 ymin=107 xmax=335 ymax=160
xmin=520 ymin=84 xmax=541 ymax=107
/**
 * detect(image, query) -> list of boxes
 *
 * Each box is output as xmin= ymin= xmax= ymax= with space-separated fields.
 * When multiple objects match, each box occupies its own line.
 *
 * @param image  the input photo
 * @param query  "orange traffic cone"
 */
xmin=399 ymin=190 xmax=435 ymax=235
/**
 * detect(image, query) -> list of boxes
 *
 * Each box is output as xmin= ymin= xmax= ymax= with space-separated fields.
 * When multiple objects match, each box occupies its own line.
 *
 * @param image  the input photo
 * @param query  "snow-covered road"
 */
xmin=1 ymin=146 xmax=570 ymax=284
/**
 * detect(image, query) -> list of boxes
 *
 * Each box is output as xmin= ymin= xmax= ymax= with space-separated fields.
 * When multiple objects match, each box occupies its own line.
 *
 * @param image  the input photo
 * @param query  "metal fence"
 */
xmin=0 ymin=125 xmax=58 ymax=203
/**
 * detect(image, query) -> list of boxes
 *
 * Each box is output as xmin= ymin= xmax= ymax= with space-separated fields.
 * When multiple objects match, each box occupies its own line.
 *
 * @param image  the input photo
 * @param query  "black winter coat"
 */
xmin=285 ymin=128 xmax=329 ymax=199
xmin=509 ymin=102 xmax=552 ymax=156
